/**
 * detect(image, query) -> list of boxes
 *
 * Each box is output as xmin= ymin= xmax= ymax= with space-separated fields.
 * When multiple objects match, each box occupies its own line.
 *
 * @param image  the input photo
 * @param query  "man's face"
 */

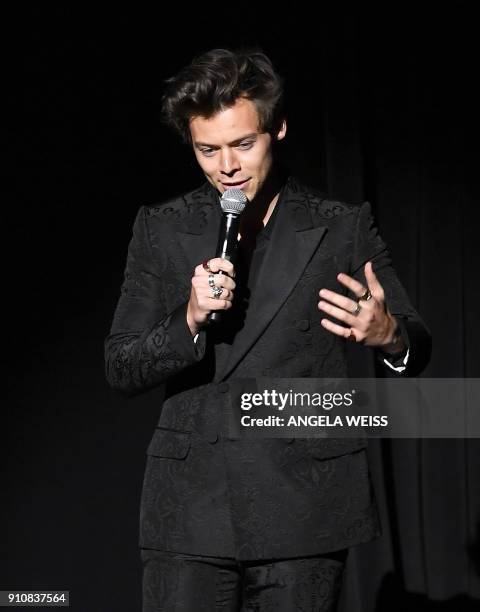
xmin=189 ymin=97 xmax=286 ymax=202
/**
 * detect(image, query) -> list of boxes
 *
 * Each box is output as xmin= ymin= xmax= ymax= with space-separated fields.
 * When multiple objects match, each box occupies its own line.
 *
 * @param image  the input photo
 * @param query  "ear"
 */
xmin=276 ymin=119 xmax=287 ymax=141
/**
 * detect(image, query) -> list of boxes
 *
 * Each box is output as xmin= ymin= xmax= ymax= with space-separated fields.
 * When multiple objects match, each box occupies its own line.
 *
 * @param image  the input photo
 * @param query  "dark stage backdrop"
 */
xmin=6 ymin=9 xmax=480 ymax=612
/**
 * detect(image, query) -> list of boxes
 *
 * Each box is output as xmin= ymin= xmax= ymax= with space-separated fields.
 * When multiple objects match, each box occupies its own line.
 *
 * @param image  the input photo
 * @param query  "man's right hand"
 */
xmin=186 ymin=258 xmax=236 ymax=336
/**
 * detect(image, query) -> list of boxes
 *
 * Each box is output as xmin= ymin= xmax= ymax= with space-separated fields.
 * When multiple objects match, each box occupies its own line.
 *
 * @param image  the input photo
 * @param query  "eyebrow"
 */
xmin=194 ymin=133 xmax=258 ymax=148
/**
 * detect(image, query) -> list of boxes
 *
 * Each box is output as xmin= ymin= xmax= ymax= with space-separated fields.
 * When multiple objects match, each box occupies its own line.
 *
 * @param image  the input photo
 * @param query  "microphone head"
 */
xmin=220 ymin=188 xmax=248 ymax=215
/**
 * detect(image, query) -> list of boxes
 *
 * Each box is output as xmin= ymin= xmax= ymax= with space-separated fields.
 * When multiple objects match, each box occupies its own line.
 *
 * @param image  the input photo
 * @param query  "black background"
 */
xmin=5 ymin=8 xmax=480 ymax=611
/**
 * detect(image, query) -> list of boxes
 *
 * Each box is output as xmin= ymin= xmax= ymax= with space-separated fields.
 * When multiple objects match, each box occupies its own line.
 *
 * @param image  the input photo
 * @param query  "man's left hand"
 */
xmin=318 ymin=261 xmax=399 ymax=347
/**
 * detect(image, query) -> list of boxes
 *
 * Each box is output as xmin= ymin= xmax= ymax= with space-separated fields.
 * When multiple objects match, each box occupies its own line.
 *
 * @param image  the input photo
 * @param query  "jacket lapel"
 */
xmin=174 ymin=182 xmax=222 ymax=277
xmin=217 ymin=177 xmax=328 ymax=381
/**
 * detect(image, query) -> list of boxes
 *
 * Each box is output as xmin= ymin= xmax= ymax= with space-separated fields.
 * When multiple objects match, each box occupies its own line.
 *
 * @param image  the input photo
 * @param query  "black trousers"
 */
xmin=141 ymin=548 xmax=348 ymax=611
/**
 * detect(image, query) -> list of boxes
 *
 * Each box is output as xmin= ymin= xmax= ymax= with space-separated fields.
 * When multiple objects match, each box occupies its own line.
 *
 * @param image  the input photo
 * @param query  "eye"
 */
xmin=237 ymin=141 xmax=254 ymax=150
xmin=200 ymin=148 xmax=216 ymax=157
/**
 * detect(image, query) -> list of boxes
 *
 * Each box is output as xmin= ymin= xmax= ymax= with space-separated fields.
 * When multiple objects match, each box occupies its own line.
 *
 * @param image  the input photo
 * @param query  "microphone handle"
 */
xmin=208 ymin=213 xmax=241 ymax=324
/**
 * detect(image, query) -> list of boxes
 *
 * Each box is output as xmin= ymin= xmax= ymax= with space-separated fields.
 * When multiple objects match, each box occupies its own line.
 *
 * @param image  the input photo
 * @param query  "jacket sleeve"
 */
xmin=104 ymin=206 xmax=206 ymax=395
xmin=350 ymin=201 xmax=432 ymax=377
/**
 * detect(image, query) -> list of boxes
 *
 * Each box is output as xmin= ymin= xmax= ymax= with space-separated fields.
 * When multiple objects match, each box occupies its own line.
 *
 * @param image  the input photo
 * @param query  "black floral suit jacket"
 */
xmin=104 ymin=176 xmax=431 ymax=560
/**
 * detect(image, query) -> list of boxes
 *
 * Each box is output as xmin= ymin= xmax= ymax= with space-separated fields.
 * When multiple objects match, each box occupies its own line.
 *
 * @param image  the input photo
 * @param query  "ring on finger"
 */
xmin=208 ymin=273 xmax=215 ymax=288
xmin=359 ymin=288 xmax=372 ymax=301
xmin=352 ymin=302 xmax=361 ymax=316
xmin=211 ymin=285 xmax=223 ymax=299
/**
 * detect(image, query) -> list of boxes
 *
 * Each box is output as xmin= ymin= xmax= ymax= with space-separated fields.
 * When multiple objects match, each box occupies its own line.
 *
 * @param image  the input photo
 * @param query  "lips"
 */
xmin=221 ymin=178 xmax=250 ymax=189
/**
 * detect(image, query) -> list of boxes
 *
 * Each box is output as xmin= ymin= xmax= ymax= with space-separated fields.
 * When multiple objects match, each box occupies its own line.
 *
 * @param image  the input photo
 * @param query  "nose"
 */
xmin=219 ymin=148 xmax=240 ymax=176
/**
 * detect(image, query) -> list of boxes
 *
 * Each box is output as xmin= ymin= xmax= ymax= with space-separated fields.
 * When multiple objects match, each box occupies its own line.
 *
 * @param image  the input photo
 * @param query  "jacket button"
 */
xmin=218 ymin=382 xmax=229 ymax=393
xmin=296 ymin=319 xmax=310 ymax=331
xmin=206 ymin=431 xmax=219 ymax=444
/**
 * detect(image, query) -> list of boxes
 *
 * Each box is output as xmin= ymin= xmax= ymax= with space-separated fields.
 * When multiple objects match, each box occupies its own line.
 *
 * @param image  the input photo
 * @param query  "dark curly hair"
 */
xmin=161 ymin=48 xmax=285 ymax=144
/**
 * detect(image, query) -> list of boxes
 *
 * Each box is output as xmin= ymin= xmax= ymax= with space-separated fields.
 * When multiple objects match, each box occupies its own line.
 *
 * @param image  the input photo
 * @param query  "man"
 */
xmin=105 ymin=48 xmax=431 ymax=611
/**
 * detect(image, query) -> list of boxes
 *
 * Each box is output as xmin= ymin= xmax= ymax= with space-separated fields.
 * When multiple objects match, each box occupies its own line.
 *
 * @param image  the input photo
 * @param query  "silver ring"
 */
xmin=359 ymin=288 xmax=372 ymax=301
xmin=208 ymin=274 xmax=215 ymax=288
xmin=352 ymin=302 xmax=361 ymax=316
xmin=211 ymin=285 xmax=223 ymax=299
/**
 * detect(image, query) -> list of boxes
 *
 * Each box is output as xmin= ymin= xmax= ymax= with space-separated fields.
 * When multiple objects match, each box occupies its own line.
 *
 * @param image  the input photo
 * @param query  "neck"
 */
xmin=240 ymin=167 xmax=286 ymax=235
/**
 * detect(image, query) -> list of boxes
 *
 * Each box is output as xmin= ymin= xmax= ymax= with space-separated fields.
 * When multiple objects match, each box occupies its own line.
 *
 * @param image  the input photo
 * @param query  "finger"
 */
xmin=197 ymin=275 xmax=235 ymax=292
xmin=319 ymin=288 xmax=360 ymax=313
xmin=208 ymin=258 xmax=235 ymax=277
xmin=195 ymin=263 xmax=208 ymax=277
xmin=199 ymin=282 xmax=235 ymax=300
xmin=336 ymin=272 xmax=368 ymax=298
xmin=197 ymin=291 xmax=232 ymax=310
xmin=198 ymin=285 xmax=233 ymax=300
xmin=207 ymin=297 xmax=232 ymax=310
xmin=320 ymin=318 xmax=353 ymax=339
xmin=364 ymin=262 xmax=384 ymax=301
xmin=195 ymin=259 xmax=235 ymax=278
xmin=195 ymin=264 xmax=216 ymax=277
xmin=212 ymin=274 xmax=235 ymax=290
xmin=318 ymin=300 xmax=358 ymax=327
xmin=321 ymin=319 xmax=366 ymax=342
xmin=211 ymin=288 xmax=233 ymax=300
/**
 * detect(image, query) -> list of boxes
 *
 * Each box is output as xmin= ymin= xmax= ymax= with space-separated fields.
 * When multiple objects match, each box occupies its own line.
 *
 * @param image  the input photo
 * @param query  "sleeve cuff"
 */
xmin=383 ymin=347 xmax=410 ymax=372
xmin=379 ymin=316 xmax=410 ymax=373
xmin=167 ymin=302 xmax=206 ymax=362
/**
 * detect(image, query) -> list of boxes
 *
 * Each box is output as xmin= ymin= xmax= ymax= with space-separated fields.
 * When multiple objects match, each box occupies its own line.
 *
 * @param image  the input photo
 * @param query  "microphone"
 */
xmin=208 ymin=187 xmax=248 ymax=324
